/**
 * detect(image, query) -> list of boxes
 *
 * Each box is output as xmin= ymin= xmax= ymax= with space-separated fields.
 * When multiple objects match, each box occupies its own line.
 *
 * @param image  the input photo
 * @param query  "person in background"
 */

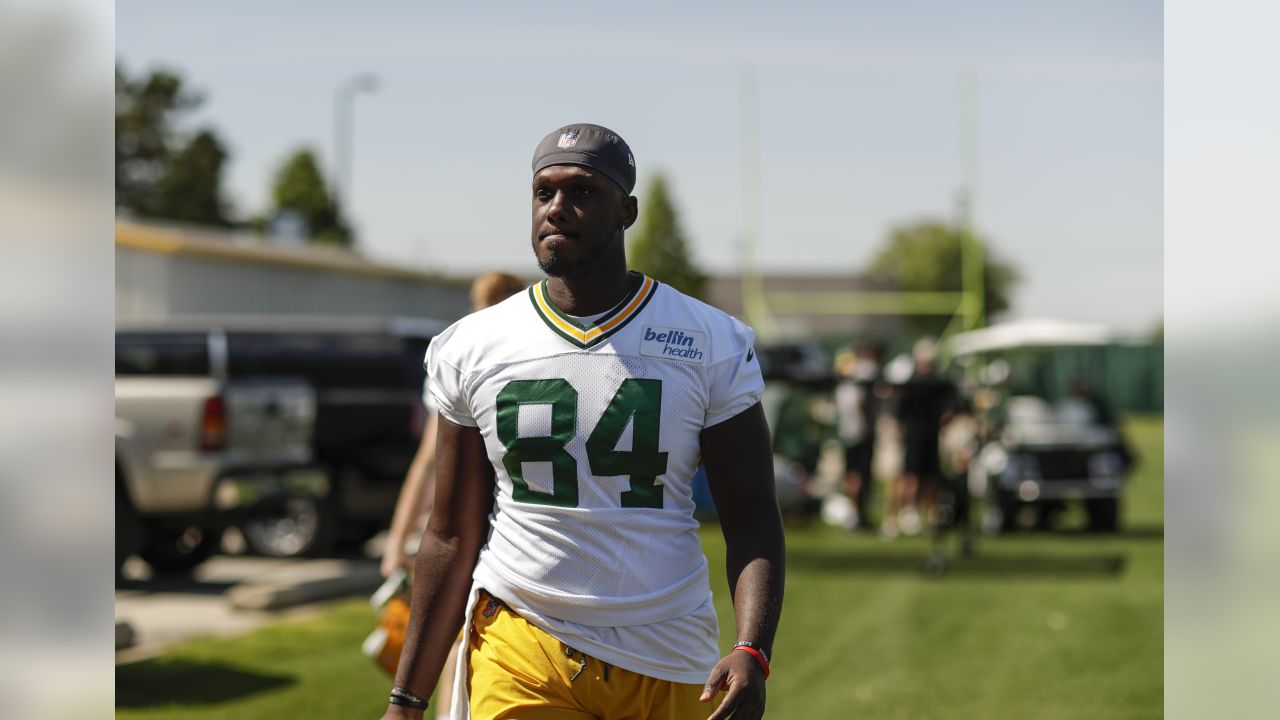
xmin=771 ymin=385 xmax=829 ymax=525
xmin=883 ymin=338 xmax=957 ymax=539
xmin=833 ymin=343 xmax=883 ymax=531
xmin=379 ymin=270 xmax=526 ymax=720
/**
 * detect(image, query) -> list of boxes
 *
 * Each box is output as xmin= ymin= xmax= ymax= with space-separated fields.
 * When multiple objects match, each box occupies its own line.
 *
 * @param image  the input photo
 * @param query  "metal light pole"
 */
xmin=738 ymin=67 xmax=777 ymax=340
xmin=959 ymin=71 xmax=985 ymax=331
xmin=333 ymin=73 xmax=378 ymax=232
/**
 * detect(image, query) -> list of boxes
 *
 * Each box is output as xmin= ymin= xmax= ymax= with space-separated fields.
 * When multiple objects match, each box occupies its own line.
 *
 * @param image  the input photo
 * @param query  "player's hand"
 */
xmin=700 ymin=650 xmax=766 ymax=720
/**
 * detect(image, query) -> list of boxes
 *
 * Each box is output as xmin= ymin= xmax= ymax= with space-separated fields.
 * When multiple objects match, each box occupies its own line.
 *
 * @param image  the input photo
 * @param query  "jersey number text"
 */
xmin=495 ymin=378 xmax=668 ymax=509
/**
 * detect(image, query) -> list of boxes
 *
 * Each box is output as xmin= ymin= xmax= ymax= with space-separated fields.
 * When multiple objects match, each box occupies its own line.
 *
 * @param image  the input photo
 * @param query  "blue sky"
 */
xmin=116 ymin=0 xmax=1161 ymax=332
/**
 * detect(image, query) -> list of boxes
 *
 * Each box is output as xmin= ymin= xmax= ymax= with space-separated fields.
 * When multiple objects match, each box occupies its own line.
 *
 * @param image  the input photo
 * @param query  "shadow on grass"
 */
xmin=986 ymin=524 xmax=1164 ymax=542
xmin=788 ymin=546 xmax=1126 ymax=579
xmin=944 ymin=552 xmax=1126 ymax=578
xmin=1119 ymin=524 xmax=1164 ymax=540
xmin=117 ymin=658 xmax=295 ymax=708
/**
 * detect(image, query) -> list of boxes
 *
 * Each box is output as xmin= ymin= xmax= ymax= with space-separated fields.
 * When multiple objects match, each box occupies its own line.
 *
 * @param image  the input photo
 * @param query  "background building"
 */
xmin=116 ymin=220 xmax=475 ymax=324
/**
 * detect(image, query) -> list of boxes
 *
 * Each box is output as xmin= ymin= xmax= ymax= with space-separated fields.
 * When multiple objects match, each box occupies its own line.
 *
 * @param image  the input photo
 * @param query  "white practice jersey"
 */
xmin=426 ymin=272 xmax=763 ymax=684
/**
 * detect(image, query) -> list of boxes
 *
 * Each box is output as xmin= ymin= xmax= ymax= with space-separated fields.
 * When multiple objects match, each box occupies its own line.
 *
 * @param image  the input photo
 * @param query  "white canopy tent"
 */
xmin=948 ymin=318 xmax=1113 ymax=356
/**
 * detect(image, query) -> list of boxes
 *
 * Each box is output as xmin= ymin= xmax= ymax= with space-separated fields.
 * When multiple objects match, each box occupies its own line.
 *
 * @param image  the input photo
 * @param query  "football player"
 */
xmin=380 ymin=124 xmax=785 ymax=720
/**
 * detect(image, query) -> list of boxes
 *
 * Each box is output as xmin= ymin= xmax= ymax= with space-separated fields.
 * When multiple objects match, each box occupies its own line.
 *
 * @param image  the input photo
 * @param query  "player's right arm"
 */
xmin=380 ymin=417 xmax=495 ymax=720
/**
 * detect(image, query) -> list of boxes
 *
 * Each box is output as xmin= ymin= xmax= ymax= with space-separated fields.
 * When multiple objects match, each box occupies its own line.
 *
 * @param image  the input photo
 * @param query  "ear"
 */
xmin=620 ymin=195 xmax=639 ymax=230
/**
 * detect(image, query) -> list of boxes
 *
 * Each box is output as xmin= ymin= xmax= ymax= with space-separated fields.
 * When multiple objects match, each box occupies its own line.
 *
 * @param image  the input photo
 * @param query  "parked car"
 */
xmin=972 ymin=395 xmax=1131 ymax=532
xmin=947 ymin=319 xmax=1135 ymax=534
xmin=115 ymin=329 xmax=320 ymax=573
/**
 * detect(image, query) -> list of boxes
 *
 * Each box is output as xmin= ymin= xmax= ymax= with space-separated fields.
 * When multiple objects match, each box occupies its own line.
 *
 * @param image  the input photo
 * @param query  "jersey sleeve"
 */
xmin=420 ymin=374 xmax=439 ymax=414
xmin=704 ymin=318 xmax=764 ymax=428
xmin=424 ymin=324 xmax=476 ymax=427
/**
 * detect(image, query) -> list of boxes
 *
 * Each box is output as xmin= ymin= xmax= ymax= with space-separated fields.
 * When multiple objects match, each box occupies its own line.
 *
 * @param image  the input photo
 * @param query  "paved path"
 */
xmin=115 ymin=546 xmax=385 ymax=662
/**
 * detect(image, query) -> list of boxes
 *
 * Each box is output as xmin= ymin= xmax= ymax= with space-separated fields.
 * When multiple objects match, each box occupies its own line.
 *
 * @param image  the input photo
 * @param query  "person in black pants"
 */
xmin=885 ymin=338 xmax=957 ymax=538
xmin=833 ymin=344 xmax=883 ymax=530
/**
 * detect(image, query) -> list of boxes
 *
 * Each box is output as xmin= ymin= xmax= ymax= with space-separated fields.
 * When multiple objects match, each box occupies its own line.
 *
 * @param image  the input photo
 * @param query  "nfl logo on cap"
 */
xmin=557 ymin=130 xmax=579 ymax=149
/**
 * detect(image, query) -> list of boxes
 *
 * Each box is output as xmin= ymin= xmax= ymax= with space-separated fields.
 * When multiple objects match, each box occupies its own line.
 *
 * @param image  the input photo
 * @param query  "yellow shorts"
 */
xmin=467 ymin=591 xmax=706 ymax=720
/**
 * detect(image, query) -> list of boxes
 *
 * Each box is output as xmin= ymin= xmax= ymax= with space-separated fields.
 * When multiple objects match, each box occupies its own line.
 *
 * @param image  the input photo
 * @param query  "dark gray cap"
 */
xmin=532 ymin=123 xmax=636 ymax=194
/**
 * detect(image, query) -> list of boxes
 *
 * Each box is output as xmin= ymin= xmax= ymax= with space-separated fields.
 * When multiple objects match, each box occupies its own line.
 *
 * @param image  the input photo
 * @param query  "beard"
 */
xmin=538 ymin=257 xmax=571 ymax=277
xmin=533 ymin=235 xmax=613 ymax=279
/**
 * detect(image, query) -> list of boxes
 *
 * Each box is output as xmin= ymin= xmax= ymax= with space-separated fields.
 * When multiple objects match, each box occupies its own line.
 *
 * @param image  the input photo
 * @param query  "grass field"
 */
xmin=117 ymin=417 xmax=1163 ymax=719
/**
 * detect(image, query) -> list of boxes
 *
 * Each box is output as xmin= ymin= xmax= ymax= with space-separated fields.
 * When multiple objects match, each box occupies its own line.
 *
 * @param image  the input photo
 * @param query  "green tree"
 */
xmin=115 ymin=63 xmax=232 ymax=225
xmin=627 ymin=175 xmax=706 ymax=299
xmin=152 ymin=130 xmax=231 ymax=225
xmin=867 ymin=219 xmax=1019 ymax=338
xmin=269 ymin=148 xmax=351 ymax=246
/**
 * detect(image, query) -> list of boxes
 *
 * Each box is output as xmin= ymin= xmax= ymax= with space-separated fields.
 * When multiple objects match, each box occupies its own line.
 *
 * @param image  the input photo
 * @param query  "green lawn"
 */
xmin=117 ymin=416 xmax=1163 ymax=719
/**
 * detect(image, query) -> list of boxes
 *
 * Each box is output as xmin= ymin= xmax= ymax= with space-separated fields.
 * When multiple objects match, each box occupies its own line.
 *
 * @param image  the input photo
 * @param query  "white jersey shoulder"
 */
xmin=423 ymin=288 xmax=534 ymax=426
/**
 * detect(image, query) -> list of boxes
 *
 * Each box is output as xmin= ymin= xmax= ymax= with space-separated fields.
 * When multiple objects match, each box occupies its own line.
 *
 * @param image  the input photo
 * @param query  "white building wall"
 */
xmin=116 ymin=246 xmax=472 ymax=324
xmin=115 ymin=247 xmax=173 ymax=322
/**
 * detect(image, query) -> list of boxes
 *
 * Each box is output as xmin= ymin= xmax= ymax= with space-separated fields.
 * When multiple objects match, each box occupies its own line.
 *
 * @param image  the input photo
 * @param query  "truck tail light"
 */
xmin=200 ymin=395 xmax=227 ymax=452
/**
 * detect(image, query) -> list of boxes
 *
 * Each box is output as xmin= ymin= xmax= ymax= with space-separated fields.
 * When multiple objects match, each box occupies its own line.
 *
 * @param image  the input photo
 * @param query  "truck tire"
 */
xmin=139 ymin=525 xmax=222 ymax=574
xmin=1086 ymin=497 xmax=1120 ymax=533
xmin=240 ymin=494 xmax=337 ymax=558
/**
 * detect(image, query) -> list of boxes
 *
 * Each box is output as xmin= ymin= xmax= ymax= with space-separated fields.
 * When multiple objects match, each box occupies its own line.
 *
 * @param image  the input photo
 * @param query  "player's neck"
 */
xmin=544 ymin=264 xmax=633 ymax=317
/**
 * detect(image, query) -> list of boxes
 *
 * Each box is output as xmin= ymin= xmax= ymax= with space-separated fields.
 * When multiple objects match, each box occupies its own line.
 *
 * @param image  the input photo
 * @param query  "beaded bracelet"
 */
xmin=389 ymin=687 xmax=429 ymax=711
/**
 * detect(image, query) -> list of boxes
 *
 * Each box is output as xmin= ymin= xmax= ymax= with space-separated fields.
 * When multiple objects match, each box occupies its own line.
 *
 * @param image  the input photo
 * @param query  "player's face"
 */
xmin=531 ymin=165 xmax=636 ymax=279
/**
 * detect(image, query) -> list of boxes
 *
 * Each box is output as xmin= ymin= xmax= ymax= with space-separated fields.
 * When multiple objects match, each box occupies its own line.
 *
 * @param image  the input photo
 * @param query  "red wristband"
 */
xmin=733 ymin=645 xmax=770 ymax=678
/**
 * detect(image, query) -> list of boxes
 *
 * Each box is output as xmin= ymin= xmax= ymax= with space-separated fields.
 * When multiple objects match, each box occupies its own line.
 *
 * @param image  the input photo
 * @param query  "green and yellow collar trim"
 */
xmin=529 ymin=272 xmax=658 ymax=349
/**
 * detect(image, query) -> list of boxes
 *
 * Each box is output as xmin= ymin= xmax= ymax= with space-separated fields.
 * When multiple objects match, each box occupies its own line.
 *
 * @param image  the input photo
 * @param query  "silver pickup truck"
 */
xmin=116 ymin=328 xmax=321 ymax=573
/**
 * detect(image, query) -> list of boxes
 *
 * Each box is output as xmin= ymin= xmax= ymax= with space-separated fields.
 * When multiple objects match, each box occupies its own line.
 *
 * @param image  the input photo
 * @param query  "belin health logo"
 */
xmin=640 ymin=326 xmax=706 ymax=363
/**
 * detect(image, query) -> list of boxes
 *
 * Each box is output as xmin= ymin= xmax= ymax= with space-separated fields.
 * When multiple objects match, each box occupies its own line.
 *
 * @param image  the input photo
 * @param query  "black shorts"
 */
xmin=844 ymin=440 xmax=874 ymax=478
xmin=903 ymin=438 xmax=941 ymax=480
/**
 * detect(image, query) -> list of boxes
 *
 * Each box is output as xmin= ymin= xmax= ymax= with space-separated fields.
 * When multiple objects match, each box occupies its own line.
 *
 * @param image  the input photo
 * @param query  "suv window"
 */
xmin=116 ymin=333 xmax=211 ymax=376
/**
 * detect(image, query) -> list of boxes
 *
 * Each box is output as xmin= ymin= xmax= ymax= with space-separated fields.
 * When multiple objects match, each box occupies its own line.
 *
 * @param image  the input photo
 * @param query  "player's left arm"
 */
xmin=699 ymin=401 xmax=785 ymax=720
